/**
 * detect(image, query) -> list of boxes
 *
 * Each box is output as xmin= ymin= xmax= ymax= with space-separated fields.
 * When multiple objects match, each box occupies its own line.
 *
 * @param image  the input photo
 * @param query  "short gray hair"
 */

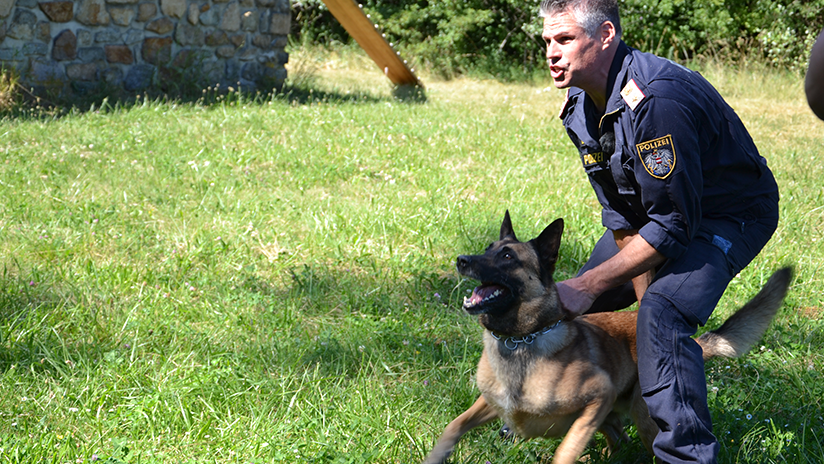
xmin=539 ymin=0 xmax=622 ymax=39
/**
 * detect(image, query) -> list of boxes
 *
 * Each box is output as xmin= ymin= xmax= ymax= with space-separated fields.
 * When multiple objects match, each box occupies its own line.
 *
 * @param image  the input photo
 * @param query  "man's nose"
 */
xmin=546 ymin=41 xmax=560 ymax=61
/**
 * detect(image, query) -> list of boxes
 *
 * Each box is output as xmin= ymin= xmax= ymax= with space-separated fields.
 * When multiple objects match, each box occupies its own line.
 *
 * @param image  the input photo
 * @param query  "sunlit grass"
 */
xmin=0 ymin=49 xmax=821 ymax=463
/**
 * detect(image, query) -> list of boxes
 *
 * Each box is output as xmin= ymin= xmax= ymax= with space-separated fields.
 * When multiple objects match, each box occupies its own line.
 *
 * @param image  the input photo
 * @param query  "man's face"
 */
xmin=542 ymin=10 xmax=605 ymax=90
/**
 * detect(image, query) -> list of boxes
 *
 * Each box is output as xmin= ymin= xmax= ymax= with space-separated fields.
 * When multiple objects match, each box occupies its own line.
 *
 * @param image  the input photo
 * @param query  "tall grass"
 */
xmin=0 ymin=49 xmax=821 ymax=463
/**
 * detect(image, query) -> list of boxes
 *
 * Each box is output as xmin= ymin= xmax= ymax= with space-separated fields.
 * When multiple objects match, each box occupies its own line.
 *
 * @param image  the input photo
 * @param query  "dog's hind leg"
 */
xmin=422 ymin=395 xmax=498 ymax=464
xmin=551 ymin=395 xmax=616 ymax=464
xmin=598 ymin=412 xmax=629 ymax=454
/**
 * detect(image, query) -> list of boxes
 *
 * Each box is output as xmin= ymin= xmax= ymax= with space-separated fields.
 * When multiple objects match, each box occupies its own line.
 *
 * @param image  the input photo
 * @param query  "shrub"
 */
xmin=291 ymin=0 xmax=823 ymax=77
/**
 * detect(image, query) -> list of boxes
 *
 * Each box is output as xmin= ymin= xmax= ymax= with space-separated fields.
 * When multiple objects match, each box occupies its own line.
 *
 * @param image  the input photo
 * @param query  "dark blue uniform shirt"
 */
xmin=560 ymin=41 xmax=779 ymax=260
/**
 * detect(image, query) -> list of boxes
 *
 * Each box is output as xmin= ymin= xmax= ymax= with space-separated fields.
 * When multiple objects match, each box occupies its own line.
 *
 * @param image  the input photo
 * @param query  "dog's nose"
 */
xmin=456 ymin=255 xmax=471 ymax=270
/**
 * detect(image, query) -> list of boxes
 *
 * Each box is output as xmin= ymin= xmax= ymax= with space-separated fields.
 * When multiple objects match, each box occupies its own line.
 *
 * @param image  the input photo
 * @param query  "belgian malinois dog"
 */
xmin=422 ymin=211 xmax=792 ymax=464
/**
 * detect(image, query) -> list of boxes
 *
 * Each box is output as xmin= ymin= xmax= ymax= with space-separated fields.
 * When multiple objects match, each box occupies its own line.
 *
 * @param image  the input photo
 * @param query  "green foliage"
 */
xmin=621 ymin=0 xmax=824 ymax=71
xmin=291 ymin=0 xmax=823 ymax=77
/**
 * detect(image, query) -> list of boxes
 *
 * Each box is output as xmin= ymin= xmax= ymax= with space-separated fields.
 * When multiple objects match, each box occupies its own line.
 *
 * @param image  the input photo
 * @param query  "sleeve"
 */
xmin=631 ymin=95 xmax=705 ymax=260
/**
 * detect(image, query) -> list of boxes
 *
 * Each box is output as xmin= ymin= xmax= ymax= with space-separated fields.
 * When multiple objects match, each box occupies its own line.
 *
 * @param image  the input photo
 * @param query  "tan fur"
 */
xmin=422 ymin=212 xmax=792 ymax=464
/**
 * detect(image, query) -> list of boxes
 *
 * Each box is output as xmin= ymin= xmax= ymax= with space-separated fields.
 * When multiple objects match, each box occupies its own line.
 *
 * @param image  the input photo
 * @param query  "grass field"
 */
xmin=0 ymin=47 xmax=822 ymax=463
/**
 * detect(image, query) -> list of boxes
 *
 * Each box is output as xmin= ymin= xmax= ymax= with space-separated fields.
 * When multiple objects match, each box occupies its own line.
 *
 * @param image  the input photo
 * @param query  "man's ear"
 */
xmin=600 ymin=20 xmax=617 ymax=49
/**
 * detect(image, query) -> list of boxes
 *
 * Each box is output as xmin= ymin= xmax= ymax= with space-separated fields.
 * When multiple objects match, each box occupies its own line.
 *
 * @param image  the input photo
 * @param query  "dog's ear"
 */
xmin=499 ymin=210 xmax=517 ymax=241
xmin=534 ymin=218 xmax=564 ymax=269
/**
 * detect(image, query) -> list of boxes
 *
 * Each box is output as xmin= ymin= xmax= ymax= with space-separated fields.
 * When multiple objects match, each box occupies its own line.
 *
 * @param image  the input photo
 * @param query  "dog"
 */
xmin=422 ymin=211 xmax=792 ymax=464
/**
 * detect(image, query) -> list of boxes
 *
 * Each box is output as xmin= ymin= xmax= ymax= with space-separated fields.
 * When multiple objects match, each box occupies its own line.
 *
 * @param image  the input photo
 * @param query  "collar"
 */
xmin=490 ymin=320 xmax=562 ymax=351
xmin=602 ymin=41 xmax=633 ymax=116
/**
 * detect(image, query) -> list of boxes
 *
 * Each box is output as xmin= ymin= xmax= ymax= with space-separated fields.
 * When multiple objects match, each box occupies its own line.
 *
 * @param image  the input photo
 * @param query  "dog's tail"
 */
xmin=696 ymin=267 xmax=793 ymax=360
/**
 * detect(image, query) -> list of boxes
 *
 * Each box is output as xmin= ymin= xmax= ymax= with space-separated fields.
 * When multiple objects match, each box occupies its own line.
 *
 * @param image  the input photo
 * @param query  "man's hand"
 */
xmin=557 ymin=231 xmax=666 ymax=319
xmin=556 ymin=275 xmax=597 ymax=319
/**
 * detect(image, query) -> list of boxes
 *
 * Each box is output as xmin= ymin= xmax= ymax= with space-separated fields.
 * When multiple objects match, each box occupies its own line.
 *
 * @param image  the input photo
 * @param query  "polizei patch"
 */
xmin=636 ymin=135 xmax=676 ymax=179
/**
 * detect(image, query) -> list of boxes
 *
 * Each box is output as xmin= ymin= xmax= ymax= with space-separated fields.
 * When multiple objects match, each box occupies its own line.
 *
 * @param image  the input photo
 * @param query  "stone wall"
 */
xmin=0 ymin=0 xmax=290 ymax=97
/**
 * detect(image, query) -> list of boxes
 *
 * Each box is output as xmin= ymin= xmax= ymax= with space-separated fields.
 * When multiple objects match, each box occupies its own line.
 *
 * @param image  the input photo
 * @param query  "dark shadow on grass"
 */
xmin=0 ymin=78 xmax=426 ymax=121
xmin=0 ymin=265 xmax=79 ymax=376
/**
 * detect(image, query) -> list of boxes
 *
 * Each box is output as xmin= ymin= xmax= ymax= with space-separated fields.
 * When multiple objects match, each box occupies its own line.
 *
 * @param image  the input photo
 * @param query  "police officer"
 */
xmin=539 ymin=0 xmax=780 ymax=463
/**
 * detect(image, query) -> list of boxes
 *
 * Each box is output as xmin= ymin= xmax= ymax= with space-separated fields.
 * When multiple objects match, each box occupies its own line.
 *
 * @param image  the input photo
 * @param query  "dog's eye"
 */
xmin=504 ymin=252 xmax=513 ymax=260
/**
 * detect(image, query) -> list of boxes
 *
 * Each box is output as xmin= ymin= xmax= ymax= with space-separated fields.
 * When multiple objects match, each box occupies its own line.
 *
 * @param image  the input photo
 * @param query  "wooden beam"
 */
xmin=321 ymin=0 xmax=422 ymax=87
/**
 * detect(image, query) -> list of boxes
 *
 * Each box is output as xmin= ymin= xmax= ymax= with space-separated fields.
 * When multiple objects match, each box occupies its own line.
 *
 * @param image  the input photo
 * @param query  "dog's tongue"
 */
xmin=467 ymin=284 xmax=505 ymax=306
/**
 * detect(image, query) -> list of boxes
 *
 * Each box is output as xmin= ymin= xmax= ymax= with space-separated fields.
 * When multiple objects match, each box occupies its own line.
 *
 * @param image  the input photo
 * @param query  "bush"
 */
xmin=291 ymin=0 xmax=824 ymax=78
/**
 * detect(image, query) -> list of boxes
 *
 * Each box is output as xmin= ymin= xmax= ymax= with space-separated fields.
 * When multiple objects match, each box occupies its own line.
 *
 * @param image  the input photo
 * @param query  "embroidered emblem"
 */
xmin=620 ymin=79 xmax=645 ymax=110
xmin=636 ymin=135 xmax=677 ymax=179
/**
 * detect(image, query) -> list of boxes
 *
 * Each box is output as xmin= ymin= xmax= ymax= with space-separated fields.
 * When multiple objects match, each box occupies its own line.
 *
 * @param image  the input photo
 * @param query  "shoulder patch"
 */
xmin=636 ymin=135 xmax=676 ymax=179
xmin=620 ymin=79 xmax=645 ymax=111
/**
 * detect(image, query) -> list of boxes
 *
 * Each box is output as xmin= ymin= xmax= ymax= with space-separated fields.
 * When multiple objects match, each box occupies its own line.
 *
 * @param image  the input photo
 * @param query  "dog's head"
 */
xmin=456 ymin=211 xmax=565 ymax=336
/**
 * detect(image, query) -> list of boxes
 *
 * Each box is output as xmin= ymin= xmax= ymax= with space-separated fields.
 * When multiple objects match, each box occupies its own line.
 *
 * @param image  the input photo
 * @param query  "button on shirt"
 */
xmin=560 ymin=42 xmax=778 ymax=260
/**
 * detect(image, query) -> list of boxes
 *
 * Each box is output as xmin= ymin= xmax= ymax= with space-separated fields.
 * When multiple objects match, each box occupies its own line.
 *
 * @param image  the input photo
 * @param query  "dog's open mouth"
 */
xmin=463 ymin=283 xmax=511 ymax=314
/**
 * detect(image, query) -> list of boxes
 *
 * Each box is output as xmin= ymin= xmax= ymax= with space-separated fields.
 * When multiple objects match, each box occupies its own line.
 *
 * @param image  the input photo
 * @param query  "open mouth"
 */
xmin=463 ymin=283 xmax=511 ymax=314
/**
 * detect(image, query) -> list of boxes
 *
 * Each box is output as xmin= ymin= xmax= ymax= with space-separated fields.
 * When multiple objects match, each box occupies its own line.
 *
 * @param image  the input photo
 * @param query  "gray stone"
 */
xmin=38 ymin=2 xmax=74 ymax=22
xmin=0 ymin=0 xmax=13 ymax=19
xmin=77 ymin=29 xmax=92 ymax=46
xmin=18 ymin=0 xmax=38 ymax=8
xmin=160 ymin=0 xmax=185 ymax=19
xmin=52 ymin=28 xmax=77 ymax=60
xmin=76 ymin=0 xmax=110 ymax=26
xmin=238 ymin=46 xmax=256 ymax=61
xmin=202 ymin=60 xmax=222 ymax=83
xmin=269 ymin=13 xmax=289 ymax=35
xmin=220 ymin=1 xmax=240 ymax=31
xmin=110 ymin=7 xmax=136 ymax=26
xmin=175 ymin=23 xmax=205 ymax=46
xmin=240 ymin=0 xmax=253 ymax=6
xmin=23 ymin=42 xmax=48 ymax=56
xmin=205 ymin=30 xmax=229 ymax=46
xmin=30 ymin=59 xmax=65 ymax=83
xmin=7 ymin=10 xmax=37 ymax=40
xmin=124 ymin=63 xmax=153 ymax=90
xmin=107 ymin=0 xmax=139 ymax=3
xmin=224 ymin=58 xmax=239 ymax=79
xmin=123 ymin=28 xmax=143 ymax=45
xmin=95 ymin=29 xmax=120 ymax=43
xmin=66 ymin=62 xmax=98 ymax=81
xmin=230 ymin=33 xmax=245 ymax=47
xmin=257 ymin=0 xmax=289 ymax=13
xmin=215 ymin=44 xmax=235 ymax=58
xmin=0 ymin=48 xmax=21 ymax=61
xmin=241 ymin=9 xmax=258 ymax=31
xmin=36 ymin=21 xmax=51 ymax=42
xmin=146 ymin=17 xmax=173 ymax=34
xmin=101 ymin=67 xmax=123 ymax=85
xmin=199 ymin=8 xmax=218 ymax=26
xmin=137 ymin=2 xmax=156 ymax=21
xmin=187 ymin=3 xmax=199 ymax=25
xmin=78 ymin=46 xmax=106 ymax=62
xmin=252 ymin=34 xmax=271 ymax=49
xmin=241 ymin=61 xmax=259 ymax=81
xmin=258 ymin=9 xmax=269 ymax=33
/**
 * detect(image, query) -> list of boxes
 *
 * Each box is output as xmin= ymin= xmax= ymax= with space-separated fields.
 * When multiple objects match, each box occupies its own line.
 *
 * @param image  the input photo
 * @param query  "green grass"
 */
xmin=0 ymin=48 xmax=822 ymax=463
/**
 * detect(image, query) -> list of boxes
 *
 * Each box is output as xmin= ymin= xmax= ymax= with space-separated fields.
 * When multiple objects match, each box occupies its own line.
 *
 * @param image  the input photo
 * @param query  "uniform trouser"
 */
xmin=577 ymin=195 xmax=779 ymax=464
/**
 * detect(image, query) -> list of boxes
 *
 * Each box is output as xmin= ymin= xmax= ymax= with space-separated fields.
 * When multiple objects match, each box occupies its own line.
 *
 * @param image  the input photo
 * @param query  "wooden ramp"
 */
xmin=321 ymin=0 xmax=422 ymax=87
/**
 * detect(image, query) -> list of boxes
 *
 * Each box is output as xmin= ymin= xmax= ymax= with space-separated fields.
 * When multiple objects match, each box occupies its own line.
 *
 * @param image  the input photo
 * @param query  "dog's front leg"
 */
xmin=551 ymin=396 xmax=615 ymax=464
xmin=422 ymin=395 xmax=498 ymax=464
